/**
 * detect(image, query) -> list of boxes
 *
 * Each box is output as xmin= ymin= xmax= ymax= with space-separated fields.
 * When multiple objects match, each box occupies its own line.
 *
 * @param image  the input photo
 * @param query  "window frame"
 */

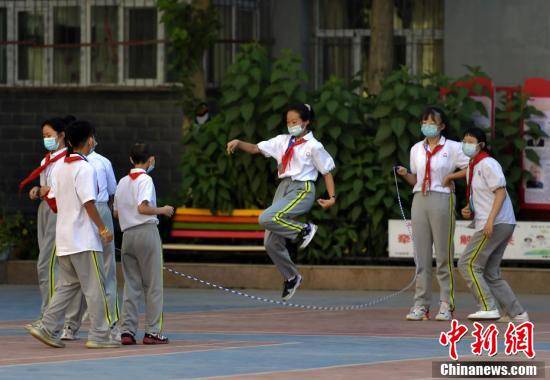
xmin=0 ymin=0 xmax=167 ymax=88
xmin=313 ymin=0 xmax=444 ymax=89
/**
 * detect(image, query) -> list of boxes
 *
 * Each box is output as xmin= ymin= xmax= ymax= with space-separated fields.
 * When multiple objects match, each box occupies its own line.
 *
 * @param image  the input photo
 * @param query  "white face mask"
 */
xmin=287 ymin=124 xmax=303 ymax=137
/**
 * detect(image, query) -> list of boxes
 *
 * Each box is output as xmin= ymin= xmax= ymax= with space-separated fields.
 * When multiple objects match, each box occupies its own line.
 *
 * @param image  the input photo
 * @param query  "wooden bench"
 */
xmin=162 ymin=208 xmax=266 ymax=252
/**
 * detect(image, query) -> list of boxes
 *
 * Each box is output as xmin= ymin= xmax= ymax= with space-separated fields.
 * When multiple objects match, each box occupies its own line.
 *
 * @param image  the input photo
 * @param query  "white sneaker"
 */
xmin=435 ymin=302 xmax=452 ymax=321
xmin=406 ymin=306 xmax=429 ymax=321
xmin=298 ymin=223 xmax=318 ymax=250
xmin=467 ymin=309 xmax=500 ymax=320
xmin=110 ymin=325 xmax=121 ymax=343
xmin=497 ymin=312 xmax=530 ymax=323
xmin=60 ymin=326 xmax=79 ymax=341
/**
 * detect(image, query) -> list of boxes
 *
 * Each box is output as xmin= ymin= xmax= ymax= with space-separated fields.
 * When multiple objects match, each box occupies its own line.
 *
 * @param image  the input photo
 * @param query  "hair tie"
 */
xmin=304 ymin=103 xmax=311 ymax=111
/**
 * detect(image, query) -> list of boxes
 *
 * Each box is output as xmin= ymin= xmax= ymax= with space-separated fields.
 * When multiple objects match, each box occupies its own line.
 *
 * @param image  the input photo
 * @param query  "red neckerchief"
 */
xmin=422 ymin=141 xmax=445 ymax=194
xmin=19 ymin=149 xmax=67 ymax=191
xmin=64 ymin=154 xmax=85 ymax=163
xmin=278 ymin=137 xmax=306 ymax=175
xmin=129 ymin=171 xmax=145 ymax=180
xmin=466 ymin=151 xmax=491 ymax=204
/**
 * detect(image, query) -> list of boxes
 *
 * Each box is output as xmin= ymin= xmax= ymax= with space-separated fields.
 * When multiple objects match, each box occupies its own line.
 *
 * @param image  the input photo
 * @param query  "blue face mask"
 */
xmin=421 ymin=123 xmax=439 ymax=138
xmin=462 ymin=142 xmax=479 ymax=158
xmin=43 ymin=137 xmax=59 ymax=151
xmin=287 ymin=124 xmax=303 ymax=137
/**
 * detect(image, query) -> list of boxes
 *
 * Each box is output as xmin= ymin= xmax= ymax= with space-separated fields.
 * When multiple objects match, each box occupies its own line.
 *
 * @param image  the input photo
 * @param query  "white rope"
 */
xmin=156 ymin=167 xmax=418 ymax=311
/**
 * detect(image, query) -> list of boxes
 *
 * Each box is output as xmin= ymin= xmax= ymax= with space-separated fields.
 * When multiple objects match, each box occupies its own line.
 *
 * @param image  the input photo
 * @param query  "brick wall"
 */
xmin=0 ymin=88 xmax=183 ymax=215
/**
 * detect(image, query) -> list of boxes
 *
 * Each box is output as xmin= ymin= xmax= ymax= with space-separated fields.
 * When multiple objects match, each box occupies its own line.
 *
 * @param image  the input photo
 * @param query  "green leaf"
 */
xmin=395 ymin=99 xmax=408 ymax=111
xmin=225 ymin=107 xmax=240 ymax=123
xmin=380 ymin=89 xmax=394 ymax=102
xmin=372 ymin=105 xmax=392 ymax=118
xmin=222 ymin=90 xmax=240 ymax=105
xmin=272 ymin=95 xmax=287 ymax=110
xmin=373 ymin=122 xmax=392 ymax=144
xmin=247 ymin=84 xmax=260 ymax=98
xmin=266 ymin=114 xmax=280 ymax=130
xmin=234 ymin=75 xmax=249 ymax=90
xmin=394 ymin=83 xmax=405 ymax=97
xmin=320 ymin=91 xmax=331 ymax=103
xmin=352 ymin=179 xmax=363 ymax=194
xmin=341 ymin=134 xmax=355 ymax=149
xmin=317 ymin=115 xmax=330 ymax=128
xmin=241 ymin=102 xmax=254 ymax=122
xmin=337 ymin=108 xmax=350 ymax=123
xmin=391 ymin=117 xmax=406 ymax=137
xmin=525 ymin=148 xmax=541 ymax=165
xmin=282 ymin=81 xmax=298 ymax=97
xmin=378 ymin=141 xmax=396 ymax=159
xmin=327 ymin=100 xmax=339 ymax=114
xmin=328 ymin=126 xmax=342 ymax=139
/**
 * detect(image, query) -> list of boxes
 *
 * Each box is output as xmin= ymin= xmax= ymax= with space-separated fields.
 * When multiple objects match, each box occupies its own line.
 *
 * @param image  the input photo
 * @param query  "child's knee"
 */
xmin=457 ymin=257 xmax=469 ymax=276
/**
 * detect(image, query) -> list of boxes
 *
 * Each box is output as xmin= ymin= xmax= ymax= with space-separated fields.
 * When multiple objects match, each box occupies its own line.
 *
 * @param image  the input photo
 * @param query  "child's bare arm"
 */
xmin=226 ymin=139 xmax=260 ymax=155
xmin=137 ymin=201 xmax=174 ymax=217
xmin=83 ymin=200 xmax=113 ymax=242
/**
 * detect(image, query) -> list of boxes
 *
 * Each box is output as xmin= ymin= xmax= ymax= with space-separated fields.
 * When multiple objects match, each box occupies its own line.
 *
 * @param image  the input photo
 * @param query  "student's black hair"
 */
xmin=283 ymin=103 xmax=315 ymax=127
xmin=421 ymin=106 xmax=449 ymax=138
xmin=130 ymin=142 xmax=152 ymax=164
xmin=65 ymin=120 xmax=94 ymax=154
xmin=41 ymin=115 xmax=75 ymax=134
xmin=464 ymin=126 xmax=491 ymax=153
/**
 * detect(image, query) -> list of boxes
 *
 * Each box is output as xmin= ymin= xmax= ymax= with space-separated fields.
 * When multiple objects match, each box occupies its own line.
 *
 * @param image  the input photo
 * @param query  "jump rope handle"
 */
xmin=392 ymin=165 xmax=410 ymax=174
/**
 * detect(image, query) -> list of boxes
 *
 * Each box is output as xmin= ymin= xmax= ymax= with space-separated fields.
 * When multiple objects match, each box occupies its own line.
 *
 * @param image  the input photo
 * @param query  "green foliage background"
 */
xmin=180 ymin=44 xmax=544 ymax=263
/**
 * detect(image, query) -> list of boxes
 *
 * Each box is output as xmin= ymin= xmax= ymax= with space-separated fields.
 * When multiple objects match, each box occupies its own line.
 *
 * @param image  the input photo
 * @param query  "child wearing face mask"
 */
xmin=27 ymin=120 xmax=117 ymax=349
xmin=457 ymin=127 xmax=528 ymax=323
xmin=226 ymin=103 xmax=336 ymax=301
xmin=114 ymin=143 xmax=173 ymax=345
xmin=19 ymin=115 xmax=74 ymax=318
xmin=396 ymin=107 xmax=469 ymax=321
xmin=61 ymin=126 xmax=120 ymax=342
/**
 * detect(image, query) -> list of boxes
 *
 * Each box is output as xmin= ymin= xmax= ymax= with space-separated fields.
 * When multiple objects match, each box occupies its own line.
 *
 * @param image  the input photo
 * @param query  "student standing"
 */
xmin=19 ymin=116 xmax=73 ymax=316
xmin=226 ymin=103 xmax=336 ymax=301
xmin=396 ymin=107 xmax=469 ymax=321
xmin=457 ymin=127 xmax=528 ymax=322
xmin=26 ymin=120 xmax=119 ymax=349
xmin=114 ymin=143 xmax=174 ymax=345
xmin=61 ymin=131 xmax=119 ymax=340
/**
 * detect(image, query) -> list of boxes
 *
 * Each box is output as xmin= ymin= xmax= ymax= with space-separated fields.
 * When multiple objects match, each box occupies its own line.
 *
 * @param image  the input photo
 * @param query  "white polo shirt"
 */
xmin=114 ymin=168 xmax=158 ymax=232
xmin=88 ymin=151 xmax=117 ymax=203
xmin=49 ymin=154 xmax=103 ymax=256
xmin=469 ymin=157 xmax=516 ymax=231
xmin=257 ymin=132 xmax=335 ymax=181
xmin=39 ymin=147 xmax=67 ymax=188
xmin=410 ymin=137 xmax=469 ymax=194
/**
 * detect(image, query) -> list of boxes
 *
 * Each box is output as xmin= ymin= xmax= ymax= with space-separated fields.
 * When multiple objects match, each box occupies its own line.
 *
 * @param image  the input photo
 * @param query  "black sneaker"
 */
xmin=282 ymin=274 xmax=302 ymax=301
xmin=298 ymin=223 xmax=318 ymax=250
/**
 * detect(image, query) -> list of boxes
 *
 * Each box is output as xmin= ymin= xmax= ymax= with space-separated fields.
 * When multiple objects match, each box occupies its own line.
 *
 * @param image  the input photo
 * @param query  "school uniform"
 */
xmin=409 ymin=136 xmax=469 ymax=312
xmin=257 ymin=132 xmax=335 ymax=280
xmin=458 ymin=156 xmax=524 ymax=317
xmin=39 ymin=153 xmax=112 ymax=343
xmin=64 ymin=151 xmax=119 ymax=332
xmin=114 ymin=168 xmax=164 ymax=336
xmin=19 ymin=147 xmax=68 ymax=315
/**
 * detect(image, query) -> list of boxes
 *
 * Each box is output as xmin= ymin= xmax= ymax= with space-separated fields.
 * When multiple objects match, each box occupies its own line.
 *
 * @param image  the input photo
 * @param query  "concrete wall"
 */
xmin=2 ymin=261 xmax=550 ymax=294
xmin=445 ymin=0 xmax=550 ymax=85
xmin=0 ymin=89 xmax=183 ymax=215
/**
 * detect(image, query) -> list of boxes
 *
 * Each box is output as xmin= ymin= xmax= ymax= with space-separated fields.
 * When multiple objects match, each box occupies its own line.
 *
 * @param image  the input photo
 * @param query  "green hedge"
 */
xmin=180 ymin=44 xmax=545 ymax=262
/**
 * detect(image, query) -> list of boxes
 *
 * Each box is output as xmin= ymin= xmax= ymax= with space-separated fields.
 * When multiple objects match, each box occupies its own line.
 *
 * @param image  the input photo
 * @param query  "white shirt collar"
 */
xmin=423 ymin=136 xmax=446 ymax=150
xmin=50 ymin=147 xmax=67 ymax=158
xmin=130 ymin=168 xmax=146 ymax=174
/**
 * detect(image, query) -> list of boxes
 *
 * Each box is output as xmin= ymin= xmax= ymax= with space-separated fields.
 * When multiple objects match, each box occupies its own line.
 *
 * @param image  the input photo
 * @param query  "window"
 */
xmin=206 ymin=0 xmax=261 ymax=88
xmin=91 ymin=6 xmax=118 ymax=84
xmin=314 ymin=0 xmax=444 ymax=88
xmin=125 ymin=7 xmax=157 ymax=80
xmin=0 ymin=7 xmax=6 ymax=83
xmin=53 ymin=6 xmax=80 ymax=84
xmin=17 ymin=9 xmax=45 ymax=82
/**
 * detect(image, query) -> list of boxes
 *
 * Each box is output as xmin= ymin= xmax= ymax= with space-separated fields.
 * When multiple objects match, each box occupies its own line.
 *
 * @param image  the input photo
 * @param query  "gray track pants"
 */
xmin=411 ymin=191 xmax=456 ymax=310
xmin=258 ymin=178 xmax=315 ymax=280
xmin=120 ymin=223 xmax=164 ymax=335
xmin=36 ymin=200 xmax=57 ymax=315
xmin=40 ymin=251 xmax=111 ymax=342
xmin=458 ymin=224 xmax=524 ymax=317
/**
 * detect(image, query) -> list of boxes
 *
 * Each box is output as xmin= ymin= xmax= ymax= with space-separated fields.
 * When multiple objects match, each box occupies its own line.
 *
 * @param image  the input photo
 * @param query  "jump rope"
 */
xmin=116 ymin=167 xmax=419 ymax=311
